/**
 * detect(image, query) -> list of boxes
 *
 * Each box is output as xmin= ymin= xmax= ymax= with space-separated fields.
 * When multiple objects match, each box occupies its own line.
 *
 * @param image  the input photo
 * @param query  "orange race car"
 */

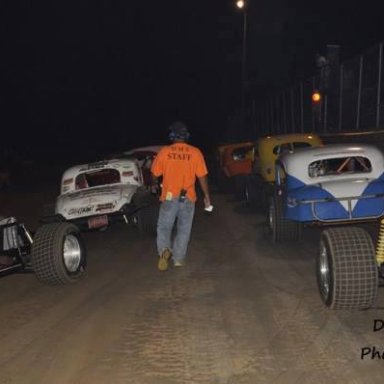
xmin=215 ymin=141 xmax=256 ymax=199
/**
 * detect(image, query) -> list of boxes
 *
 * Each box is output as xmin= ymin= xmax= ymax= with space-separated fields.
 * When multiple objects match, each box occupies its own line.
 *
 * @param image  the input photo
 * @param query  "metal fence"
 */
xmin=246 ymin=41 xmax=384 ymax=139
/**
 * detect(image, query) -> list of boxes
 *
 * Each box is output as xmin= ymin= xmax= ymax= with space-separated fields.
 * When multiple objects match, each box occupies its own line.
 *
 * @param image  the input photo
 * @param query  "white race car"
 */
xmin=107 ymin=145 xmax=164 ymax=187
xmin=55 ymin=158 xmax=158 ymax=233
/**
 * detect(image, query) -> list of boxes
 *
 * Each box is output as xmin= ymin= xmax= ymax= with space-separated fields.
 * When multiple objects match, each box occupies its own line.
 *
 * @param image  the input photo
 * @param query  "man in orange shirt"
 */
xmin=151 ymin=121 xmax=212 ymax=271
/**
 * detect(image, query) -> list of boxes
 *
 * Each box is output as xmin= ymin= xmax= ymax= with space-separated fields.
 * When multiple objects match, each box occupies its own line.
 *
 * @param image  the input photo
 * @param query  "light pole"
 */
xmin=236 ymin=0 xmax=248 ymax=130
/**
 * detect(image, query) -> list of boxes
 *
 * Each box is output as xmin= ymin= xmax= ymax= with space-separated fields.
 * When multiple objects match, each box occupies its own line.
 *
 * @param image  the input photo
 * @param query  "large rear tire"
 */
xmin=268 ymin=195 xmax=302 ymax=242
xmin=317 ymin=227 xmax=378 ymax=310
xmin=31 ymin=222 xmax=86 ymax=285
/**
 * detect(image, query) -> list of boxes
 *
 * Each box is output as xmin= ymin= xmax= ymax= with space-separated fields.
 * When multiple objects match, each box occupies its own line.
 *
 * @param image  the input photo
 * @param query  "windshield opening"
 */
xmin=75 ymin=169 xmax=121 ymax=189
xmin=308 ymin=156 xmax=371 ymax=178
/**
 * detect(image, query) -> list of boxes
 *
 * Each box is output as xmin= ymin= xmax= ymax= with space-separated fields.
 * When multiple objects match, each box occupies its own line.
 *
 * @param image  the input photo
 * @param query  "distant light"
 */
xmin=307 ymin=135 xmax=313 ymax=139
xmin=236 ymin=0 xmax=245 ymax=9
xmin=312 ymin=91 xmax=321 ymax=103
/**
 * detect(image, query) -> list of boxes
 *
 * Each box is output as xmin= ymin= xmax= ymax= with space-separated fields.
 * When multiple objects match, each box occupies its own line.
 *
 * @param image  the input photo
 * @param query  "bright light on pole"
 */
xmin=312 ymin=91 xmax=322 ymax=103
xmin=236 ymin=0 xmax=245 ymax=9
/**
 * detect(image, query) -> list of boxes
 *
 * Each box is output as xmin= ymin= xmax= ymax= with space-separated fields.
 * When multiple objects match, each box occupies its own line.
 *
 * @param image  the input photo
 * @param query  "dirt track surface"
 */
xmin=1 ymin=183 xmax=384 ymax=384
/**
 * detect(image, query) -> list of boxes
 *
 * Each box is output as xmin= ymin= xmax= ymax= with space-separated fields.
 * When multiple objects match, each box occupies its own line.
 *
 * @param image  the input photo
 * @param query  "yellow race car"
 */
xmin=245 ymin=133 xmax=323 ymax=207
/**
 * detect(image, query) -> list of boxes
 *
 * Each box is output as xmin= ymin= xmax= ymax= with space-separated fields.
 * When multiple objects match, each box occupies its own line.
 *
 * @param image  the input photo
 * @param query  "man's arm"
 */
xmin=150 ymin=150 xmax=163 ymax=194
xmin=150 ymin=173 xmax=160 ymax=194
xmin=197 ymin=175 xmax=211 ymax=208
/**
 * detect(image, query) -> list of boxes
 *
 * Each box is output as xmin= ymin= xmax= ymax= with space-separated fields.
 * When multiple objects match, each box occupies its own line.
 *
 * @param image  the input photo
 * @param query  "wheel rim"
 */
xmin=318 ymin=240 xmax=330 ymax=300
xmin=63 ymin=234 xmax=82 ymax=273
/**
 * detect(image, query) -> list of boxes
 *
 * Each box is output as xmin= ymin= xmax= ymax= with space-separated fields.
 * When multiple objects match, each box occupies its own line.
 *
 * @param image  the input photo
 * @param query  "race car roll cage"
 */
xmin=0 ymin=217 xmax=33 ymax=275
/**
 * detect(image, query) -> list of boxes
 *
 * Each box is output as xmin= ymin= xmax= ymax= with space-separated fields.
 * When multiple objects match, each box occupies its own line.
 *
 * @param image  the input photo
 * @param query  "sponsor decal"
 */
xmin=87 ymin=161 xmax=108 ymax=169
xmin=79 ymin=161 xmax=109 ymax=172
xmin=68 ymin=206 xmax=94 ymax=216
xmin=96 ymin=203 xmax=115 ymax=211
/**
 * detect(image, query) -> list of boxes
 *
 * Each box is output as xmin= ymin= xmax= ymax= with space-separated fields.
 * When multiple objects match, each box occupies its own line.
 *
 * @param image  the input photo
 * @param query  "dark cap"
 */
xmin=168 ymin=121 xmax=190 ymax=141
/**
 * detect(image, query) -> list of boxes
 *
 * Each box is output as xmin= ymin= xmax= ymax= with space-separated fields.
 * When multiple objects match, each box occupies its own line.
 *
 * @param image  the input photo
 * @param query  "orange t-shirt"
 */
xmin=151 ymin=142 xmax=208 ymax=202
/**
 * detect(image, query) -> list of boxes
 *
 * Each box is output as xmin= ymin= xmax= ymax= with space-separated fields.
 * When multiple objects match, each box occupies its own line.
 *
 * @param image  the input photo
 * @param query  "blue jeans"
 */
xmin=157 ymin=198 xmax=195 ymax=264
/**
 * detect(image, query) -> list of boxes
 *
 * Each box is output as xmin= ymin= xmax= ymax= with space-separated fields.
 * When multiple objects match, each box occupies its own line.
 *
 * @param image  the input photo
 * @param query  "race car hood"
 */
xmin=55 ymin=184 xmax=139 ymax=219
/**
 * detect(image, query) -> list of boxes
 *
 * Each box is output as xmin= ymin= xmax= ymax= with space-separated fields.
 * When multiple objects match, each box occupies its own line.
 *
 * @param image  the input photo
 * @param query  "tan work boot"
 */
xmin=158 ymin=248 xmax=172 ymax=271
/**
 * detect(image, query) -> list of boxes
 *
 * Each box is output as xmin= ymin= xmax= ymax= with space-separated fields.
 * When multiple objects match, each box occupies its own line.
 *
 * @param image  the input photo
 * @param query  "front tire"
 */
xmin=31 ymin=222 xmax=86 ymax=285
xmin=317 ymin=227 xmax=378 ymax=310
xmin=268 ymin=195 xmax=302 ymax=242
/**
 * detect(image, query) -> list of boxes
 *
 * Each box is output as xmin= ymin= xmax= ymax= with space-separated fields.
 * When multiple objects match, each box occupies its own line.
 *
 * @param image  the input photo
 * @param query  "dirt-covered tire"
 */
xmin=317 ymin=227 xmax=378 ymax=310
xmin=31 ymin=222 xmax=86 ymax=285
xmin=268 ymin=195 xmax=302 ymax=242
xmin=137 ymin=203 xmax=158 ymax=235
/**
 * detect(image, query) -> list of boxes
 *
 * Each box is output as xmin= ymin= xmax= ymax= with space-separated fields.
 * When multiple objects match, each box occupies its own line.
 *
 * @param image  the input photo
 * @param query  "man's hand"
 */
xmin=150 ymin=184 xmax=160 ymax=195
xmin=198 ymin=175 xmax=213 ymax=212
xmin=150 ymin=174 xmax=161 ymax=195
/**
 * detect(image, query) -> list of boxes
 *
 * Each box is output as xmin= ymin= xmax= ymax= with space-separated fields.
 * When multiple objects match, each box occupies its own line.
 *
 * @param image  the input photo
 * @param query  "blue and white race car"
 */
xmin=268 ymin=143 xmax=384 ymax=310
xmin=268 ymin=143 xmax=384 ymax=242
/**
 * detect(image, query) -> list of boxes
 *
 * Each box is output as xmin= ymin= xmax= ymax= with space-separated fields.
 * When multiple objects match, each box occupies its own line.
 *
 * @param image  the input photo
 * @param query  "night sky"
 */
xmin=1 ymin=0 xmax=384 ymax=162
